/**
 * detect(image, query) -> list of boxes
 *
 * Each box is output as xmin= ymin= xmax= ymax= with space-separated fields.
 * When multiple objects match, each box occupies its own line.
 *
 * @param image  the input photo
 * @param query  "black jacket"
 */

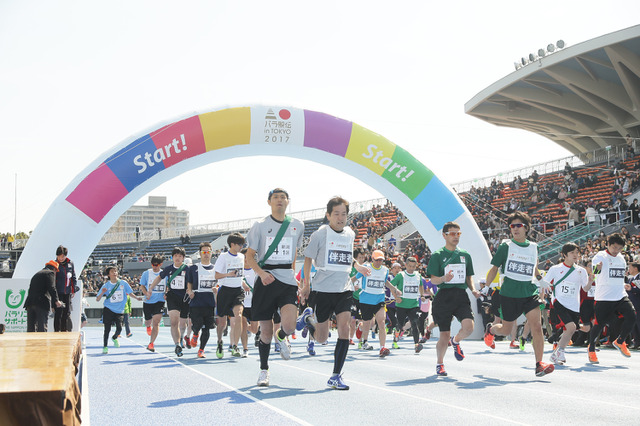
xmin=24 ymin=268 xmax=60 ymax=310
xmin=56 ymin=258 xmax=77 ymax=295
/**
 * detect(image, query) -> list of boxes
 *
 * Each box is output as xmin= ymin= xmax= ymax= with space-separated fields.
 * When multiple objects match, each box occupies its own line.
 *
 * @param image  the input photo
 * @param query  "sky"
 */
xmin=0 ymin=1 xmax=638 ymax=235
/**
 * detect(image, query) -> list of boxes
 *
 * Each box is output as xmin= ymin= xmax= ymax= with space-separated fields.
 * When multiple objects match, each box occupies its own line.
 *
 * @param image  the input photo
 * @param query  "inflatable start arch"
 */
xmin=14 ymin=106 xmax=491 ymax=279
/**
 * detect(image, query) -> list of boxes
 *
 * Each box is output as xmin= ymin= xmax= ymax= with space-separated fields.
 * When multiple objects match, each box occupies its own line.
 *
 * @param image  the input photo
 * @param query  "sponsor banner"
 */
xmin=0 ymin=279 xmax=29 ymax=332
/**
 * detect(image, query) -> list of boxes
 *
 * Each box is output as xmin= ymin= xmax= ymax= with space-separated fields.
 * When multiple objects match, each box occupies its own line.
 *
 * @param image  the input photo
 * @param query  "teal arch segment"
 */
xmin=412 ymin=176 xmax=464 ymax=230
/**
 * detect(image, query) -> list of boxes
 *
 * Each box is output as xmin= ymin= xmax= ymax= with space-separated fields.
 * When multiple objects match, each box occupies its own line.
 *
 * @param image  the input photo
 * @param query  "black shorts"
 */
xmin=500 ymin=294 xmax=542 ymax=322
xmin=593 ymin=297 xmax=636 ymax=327
xmin=216 ymin=286 xmax=245 ymax=317
xmin=360 ymin=301 xmax=385 ymax=321
xmin=242 ymin=307 xmax=252 ymax=320
xmin=190 ymin=306 xmax=216 ymax=331
xmin=143 ymin=301 xmax=165 ymax=320
xmin=251 ymin=276 xmax=298 ymax=321
xmin=490 ymin=289 xmax=501 ymax=317
xmin=351 ymin=300 xmax=362 ymax=319
xmin=396 ymin=306 xmax=419 ymax=326
xmin=103 ymin=307 xmax=123 ymax=327
xmin=580 ymin=299 xmax=595 ymax=324
xmin=432 ymin=288 xmax=474 ymax=332
xmin=551 ymin=300 xmax=579 ymax=330
xmin=313 ymin=291 xmax=354 ymax=323
xmin=166 ymin=291 xmax=190 ymax=319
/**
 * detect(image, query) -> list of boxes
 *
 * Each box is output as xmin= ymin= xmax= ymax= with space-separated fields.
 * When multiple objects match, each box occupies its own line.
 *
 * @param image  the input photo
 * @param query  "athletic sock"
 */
xmin=258 ymin=339 xmax=271 ymax=371
xmin=277 ymin=328 xmax=288 ymax=341
xmin=333 ymin=338 xmax=349 ymax=375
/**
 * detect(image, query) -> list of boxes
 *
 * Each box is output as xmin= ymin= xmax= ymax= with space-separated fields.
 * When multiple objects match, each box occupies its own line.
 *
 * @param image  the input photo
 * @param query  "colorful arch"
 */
xmin=14 ymin=106 xmax=491 ymax=280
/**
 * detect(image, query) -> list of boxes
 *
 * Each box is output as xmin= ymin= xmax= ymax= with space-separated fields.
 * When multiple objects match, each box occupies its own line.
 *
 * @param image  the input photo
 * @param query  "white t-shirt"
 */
xmin=546 ymin=263 xmax=589 ymax=312
xmin=214 ymin=251 xmax=245 ymax=288
xmin=592 ymin=250 xmax=627 ymax=301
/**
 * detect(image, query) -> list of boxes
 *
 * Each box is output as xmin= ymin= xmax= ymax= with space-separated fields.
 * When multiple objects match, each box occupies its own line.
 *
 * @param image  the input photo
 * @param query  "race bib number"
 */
xmin=505 ymin=259 xmax=535 ymax=278
xmin=200 ymin=279 xmax=214 ymax=289
xmin=404 ymin=285 xmax=419 ymax=296
xmin=587 ymin=286 xmax=596 ymax=298
xmin=153 ymin=283 xmax=165 ymax=293
xmin=367 ymin=279 xmax=385 ymax=289
xmin=172 ymin=275 xmax=185 ymax=290
xmin=265 ymin=236 xmax=293 ymax=262
xmin=444 ymin=264 xmax=466 ymax=284
xmin=608 ymin=268 xmax=625 ymax=279
xmin=558 ymin=283 xmax=576 ymax=296
xmin=110 ymin=290 xmax=124 ymax=303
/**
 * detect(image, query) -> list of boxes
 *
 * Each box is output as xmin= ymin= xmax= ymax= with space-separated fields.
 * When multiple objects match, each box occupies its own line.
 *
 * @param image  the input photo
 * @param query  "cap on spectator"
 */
xmin=372 ymin=250 xmax=385 ymax=260
xmin=45 ymin=260 xmax=59 ymax=271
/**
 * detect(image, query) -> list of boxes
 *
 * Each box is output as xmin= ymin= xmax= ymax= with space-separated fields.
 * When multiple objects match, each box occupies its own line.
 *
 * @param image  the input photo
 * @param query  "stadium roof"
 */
xmin=465 ymin=25 xmax=640 ymax=156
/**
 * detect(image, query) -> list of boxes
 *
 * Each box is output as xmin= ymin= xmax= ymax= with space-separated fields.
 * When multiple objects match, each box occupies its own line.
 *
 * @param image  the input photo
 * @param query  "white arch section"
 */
xmin=14 ymin=106 xmax=491 ymax=282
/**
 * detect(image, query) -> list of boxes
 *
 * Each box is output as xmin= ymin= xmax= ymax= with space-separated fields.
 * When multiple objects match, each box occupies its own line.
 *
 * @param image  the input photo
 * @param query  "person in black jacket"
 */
xmin=24 ymin=260 xmax=62 ymax=332
xmin=54 ymin=245 xmax=78 ymax=332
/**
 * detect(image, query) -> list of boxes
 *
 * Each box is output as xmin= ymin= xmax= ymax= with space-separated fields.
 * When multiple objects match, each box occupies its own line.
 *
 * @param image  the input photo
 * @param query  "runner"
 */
xmin=544 ymin=243 xmax=592 ymax=365
xmin=356 ymin=249 xmax=401 ymax=357
xmin=139 ymin=254 xmax=166 ymax=352
xmin=483 ymin=212 xmax=555 ymax=377
xmin=350 ymin=247 xmax=366 ymax=347
xmin=214 ymin=233 xmax=250 ymax=358
xmin=96 ymin=266 xmax=141 ymax=354
xmin=186 ymin=242 xmax=217 ymax=358
xmin=240 ymin=248 xmax=258 ymax=358
xmin=427 ymin=222 xmax=480 ymax=376
xmin=391 ymin=257 xmax=430 ymax=354
xmin=246 ymin=188 xmax=305 ymax=387
xmin=300 ymin=196 xmax=370 ymax=390
xmin=387 ymin=262 xmax=401 ymax=348
xmin=149 ymin=247 xmax=189 ymax=357
xmin=587 ymin=233 xmax=637 ymax=363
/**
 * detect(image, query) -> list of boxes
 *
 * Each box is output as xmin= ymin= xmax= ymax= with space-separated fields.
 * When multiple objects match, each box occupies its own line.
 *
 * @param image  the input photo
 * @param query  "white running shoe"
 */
xmin=257 ymin=369 xmax=269 ymax=387
xmin=278 ymin=336 xmax=291 ymax=360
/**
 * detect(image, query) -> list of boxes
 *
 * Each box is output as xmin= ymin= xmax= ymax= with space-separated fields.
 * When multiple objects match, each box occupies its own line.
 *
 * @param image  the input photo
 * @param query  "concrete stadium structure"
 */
xmin=466 ymin=25 xmax=640 ymax=156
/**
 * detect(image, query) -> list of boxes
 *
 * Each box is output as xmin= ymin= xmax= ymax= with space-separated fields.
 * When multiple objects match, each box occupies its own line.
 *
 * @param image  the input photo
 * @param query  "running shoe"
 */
xmin=274 ymin=342 xmax=281 ymax=353
xmin=392 ymin=341 xmax=399 ymax=349
xmin=185 ymin=336 xmax=192 ymax=349
xmin=358 ymin=340 xmax=363 ymax=349
xmin=146 ymin=343 xmax=155 ymax=352
xmin=291 ymin=332 xmax=297 ymax=340
xmin=379 ymin=347 xmax=390 ymax=358
xmin=242 ymin=349 xmax=248 ymax=358
xmin=519 ymin=336 xmax=525 ymax=351
xmin=302 ymin=326 xmax=308 ymax=339
xmin=436 ymin=364 xmax=447 ymax=376
xmin=394 ymin=330 xmax=400 ymax=342
xmin=535 ymin=362 xmax=554 ymax=377
xmin=216 ymin=342 xmax=224 ymax=359
xmin=612 ymin=340 xmax=631 ymax=357
xmin=483 ymin=323 xmax=495 ymax=349
xmin=112 ymin=338 xmax=120 ymax=348
xmin=231 ymin=346 xmax=241 ymax=357
xmin=418 ymin=337 xmax=427 ymax=344
xmin=349 ymin=339 xmax=355 ymax=345
xmin=588 ymin=350 xmax=599 ymax=364
xmin=553 ymin=342 xmax=558 ymax=352
xmin=190 ymin=334 xmax=198 ymax=348
xmin=296 ymin=307 xmax=314 ymax=331
xmin=362 ymin=342 xmax=374 ymax=351
xmin=425 ymin=329 xmax=432 ymax=341
xmin=102 ymin=347 xmax=108 ymax=354
xmin=509 ymin=340 xmax=519 ymax=349
xmin=146 ymin=326 xmax=152 ymax=336
xmin=451 ymin=337 xmax=465 ymax=361
xmin=175 ymin=344 xmax=183 ymax=357
xmin=257 ymin=369 xmax=269 ymax=387
xmin=371 ymin=330 xmax=376 ymax=339
xmin=550 ymin=349 xmax=563 ymax=365
xmin=307 ymin=341 xmax=316 ymax=356
xmin=127 ymin=333 xmax=133 ymax=338
xmin=278 ymin=336 xmax=291 ymax=360
xmin=228 ymin=344 xmax=233 ymax=352
xmin=355 ymin=324 xmax=363 ymax=340
xmin=197 ymin=349 xmax=206 ymax=358
xmin=556 ymin=349 xmax=566 ymax=364
xmin=327 ymin=373 xmax=349 ymax=390
xmin=415 ymin=343 xmax=423 ymax=354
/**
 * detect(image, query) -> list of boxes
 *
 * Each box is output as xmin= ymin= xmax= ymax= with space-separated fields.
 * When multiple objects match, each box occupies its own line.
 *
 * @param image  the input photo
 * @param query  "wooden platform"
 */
xmin=0 ymin=332 xmax=82 ymax=425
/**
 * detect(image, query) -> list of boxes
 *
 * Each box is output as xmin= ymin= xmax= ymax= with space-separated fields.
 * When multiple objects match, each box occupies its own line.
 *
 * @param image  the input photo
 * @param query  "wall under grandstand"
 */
xmin=7 ymin=106 xmax=491 ymax=335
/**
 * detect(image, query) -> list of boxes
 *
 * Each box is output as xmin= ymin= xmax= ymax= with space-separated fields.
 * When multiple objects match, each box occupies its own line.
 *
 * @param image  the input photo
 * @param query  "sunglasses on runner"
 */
xmin=151 ymin=263 xmax=161 ymax=266
xmin=444 ymin=231 xmax=462 ymax=236
xmin=509 ymin=223 xmax=525 ymax=229
xmin=201 ymin=250 xmax=212 ymax=254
